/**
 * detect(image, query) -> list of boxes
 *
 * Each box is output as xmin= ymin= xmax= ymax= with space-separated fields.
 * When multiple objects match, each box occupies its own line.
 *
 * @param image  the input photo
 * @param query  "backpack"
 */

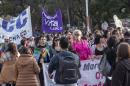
xmin=59 ymin=55 xmax=79 ymax=84
xmin=99 ymin=54 xmax=111 ymax=76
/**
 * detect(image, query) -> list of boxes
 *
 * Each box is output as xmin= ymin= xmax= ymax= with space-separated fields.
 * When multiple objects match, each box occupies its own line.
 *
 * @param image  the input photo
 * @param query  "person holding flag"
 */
xmin=36 ymin=35 xmax=53 ymax=86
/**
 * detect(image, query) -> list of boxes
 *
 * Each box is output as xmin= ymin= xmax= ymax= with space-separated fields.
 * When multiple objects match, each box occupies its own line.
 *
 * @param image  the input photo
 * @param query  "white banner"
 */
xmin=0 ymin=7 xmax=32 ymax=44
xmin=43 ymin=59 xmax=106 ymax=86
xmin=78 ymin=59 xmax=106 ymax=86
xmin=42 ymin=63 xmax=55 ymax=86
xmin=113 ymin=15 xmax=123 ymax=29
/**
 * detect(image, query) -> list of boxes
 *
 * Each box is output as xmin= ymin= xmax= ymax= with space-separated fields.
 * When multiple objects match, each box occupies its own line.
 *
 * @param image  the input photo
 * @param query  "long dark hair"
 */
xmin=6 ymin=42 xmax=18 ymax=56
xmin=52 ymin=36 xmax=59 ymax=49
xmin=94 ymin=35 xmax=103 ymax=45
xmin=107 ymin=36 xmax=117 ymax=48
xmin=117 ymin=42 xmax=130 ymax=59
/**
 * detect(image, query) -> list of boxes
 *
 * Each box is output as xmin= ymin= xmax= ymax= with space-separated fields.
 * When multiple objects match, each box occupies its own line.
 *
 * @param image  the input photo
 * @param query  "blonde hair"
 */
xmin=73 ymin=29 xmax=82 ymax=37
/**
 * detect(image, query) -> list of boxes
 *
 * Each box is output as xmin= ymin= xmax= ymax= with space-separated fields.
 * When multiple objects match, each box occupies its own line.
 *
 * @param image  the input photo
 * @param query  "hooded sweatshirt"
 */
xmin=112 ymin=58 xmax=130 ymax=86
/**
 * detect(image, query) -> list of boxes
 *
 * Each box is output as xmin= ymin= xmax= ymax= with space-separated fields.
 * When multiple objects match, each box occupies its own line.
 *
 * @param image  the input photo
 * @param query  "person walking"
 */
xmin=15 ymin=47 xmax=40 ymax=86
xmin=104 ymin=36 xmax=117 ymax=86
xmin=0 ymin=43 xmax=19 ymax=86
xmin=48 ymin=37 xmax=81 ymax=86
xmin=112 ymin=42 xmax=130 ymax=86
xmin=36 ymin=35 xmax=53 ymax=86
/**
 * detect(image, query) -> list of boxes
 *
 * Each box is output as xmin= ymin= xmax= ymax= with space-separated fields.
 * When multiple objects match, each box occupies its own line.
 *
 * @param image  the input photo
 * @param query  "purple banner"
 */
xmin=42 ymin=9 xmax=63 ymax=33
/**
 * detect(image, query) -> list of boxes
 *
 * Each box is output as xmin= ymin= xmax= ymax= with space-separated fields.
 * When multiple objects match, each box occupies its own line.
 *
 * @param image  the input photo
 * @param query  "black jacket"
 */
xmin=112 ymin=58 xmax=130 ymax=86
xmin=48 ymin=51 xmax=81 ymax=84
xmin=105 ymin=47 xmax=117 ymax=76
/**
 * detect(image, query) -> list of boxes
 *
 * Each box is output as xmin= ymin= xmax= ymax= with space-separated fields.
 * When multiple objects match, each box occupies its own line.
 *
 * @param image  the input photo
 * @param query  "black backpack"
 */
xmin=59 ymin=55 xmax=79 ymax=84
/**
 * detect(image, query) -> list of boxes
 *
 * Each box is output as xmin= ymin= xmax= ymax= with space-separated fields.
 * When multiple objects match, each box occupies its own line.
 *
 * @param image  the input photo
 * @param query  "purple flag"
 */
xmin=42 ymin=9 xmax=63 ymax=33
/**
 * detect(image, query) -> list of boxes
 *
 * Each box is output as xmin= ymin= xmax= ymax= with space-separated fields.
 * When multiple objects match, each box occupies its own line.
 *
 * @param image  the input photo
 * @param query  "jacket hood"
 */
xmin=17 ymin=54 xmax=33 ymax=66
xmin=121 ymin=58 xmax=130 ymax=71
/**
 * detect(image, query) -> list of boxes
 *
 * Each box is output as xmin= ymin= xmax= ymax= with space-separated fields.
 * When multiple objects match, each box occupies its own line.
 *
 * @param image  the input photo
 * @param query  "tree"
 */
xmin=0 ymin=0 xmax=130 ymax=29
xmin=90 ymin=0 xmax=130 ymax=23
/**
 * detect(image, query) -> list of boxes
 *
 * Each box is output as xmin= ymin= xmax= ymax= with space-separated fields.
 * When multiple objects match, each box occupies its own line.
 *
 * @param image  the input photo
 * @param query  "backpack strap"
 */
xmin=58 ymin=53 xmax=64 ymax=72
xmin=125 ymin=70 xmax=130 ymax=86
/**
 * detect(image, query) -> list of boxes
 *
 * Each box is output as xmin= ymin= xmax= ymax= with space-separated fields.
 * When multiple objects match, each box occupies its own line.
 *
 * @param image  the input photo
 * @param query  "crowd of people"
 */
xmin=0 ymin=26 xmax=130 ymax=86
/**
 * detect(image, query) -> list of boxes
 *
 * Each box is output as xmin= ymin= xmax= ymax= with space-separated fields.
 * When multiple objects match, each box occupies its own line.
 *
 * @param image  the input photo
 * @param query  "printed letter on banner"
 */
xmin=42 ymin=9 xmax=63 ymax=33
xmin=78 ymin=59 xmax=106 ymax=86
xmin=0 ymin=7 xmax=32 ymax=44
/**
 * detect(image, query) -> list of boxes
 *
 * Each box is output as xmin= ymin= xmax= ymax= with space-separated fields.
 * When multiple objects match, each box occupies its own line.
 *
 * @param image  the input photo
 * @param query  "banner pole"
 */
xmin=67 ymin=7 xmax=70 ymax=27
xmin=42 ymin=63 xmax=48 ymax=86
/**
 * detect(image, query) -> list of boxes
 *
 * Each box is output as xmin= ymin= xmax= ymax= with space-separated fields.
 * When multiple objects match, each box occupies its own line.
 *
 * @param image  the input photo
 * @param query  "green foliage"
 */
xmin=90 ymin=0 xmax=130 ymax=22
xmin=0 ymin=0 xmax=130 ymax=28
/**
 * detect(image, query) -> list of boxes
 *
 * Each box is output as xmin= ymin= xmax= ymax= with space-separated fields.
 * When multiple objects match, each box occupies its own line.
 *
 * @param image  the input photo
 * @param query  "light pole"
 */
xmin=85 ymin=0 xmax=89 ymax=18
xmin=85 ymin=0 xmax=90 ymax=33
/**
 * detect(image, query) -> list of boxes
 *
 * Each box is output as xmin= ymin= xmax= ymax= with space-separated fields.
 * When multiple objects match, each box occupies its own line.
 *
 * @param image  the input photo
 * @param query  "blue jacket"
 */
xmin=48 ymin=51 xmax=81 ymax=84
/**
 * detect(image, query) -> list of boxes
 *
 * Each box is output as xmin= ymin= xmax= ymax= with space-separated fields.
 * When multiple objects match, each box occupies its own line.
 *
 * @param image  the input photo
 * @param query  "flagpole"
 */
xmin=67 ymin=7 xmax=70 ymax=27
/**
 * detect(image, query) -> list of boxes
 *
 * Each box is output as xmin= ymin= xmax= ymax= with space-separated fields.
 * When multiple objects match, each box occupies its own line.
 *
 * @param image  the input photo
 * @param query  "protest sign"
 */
xmin=42 ymin=63 xmax=55 ymax=86
xmin=0 ymin=7 xmax=32 ymax=44
xmin=78 ymin=59 xmax=106 ymax=86
xmin=43 ymin=59 xmax=106 ymax=86
xmin=42 ymin=9 xmax=63 ymax=33
xmin=113 ymin=15 xmax=123 ymax=29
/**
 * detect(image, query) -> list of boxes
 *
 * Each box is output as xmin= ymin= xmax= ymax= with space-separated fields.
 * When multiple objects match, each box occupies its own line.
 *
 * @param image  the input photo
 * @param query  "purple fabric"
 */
xmin=42 ymin=9 xmax=63 ymax=33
